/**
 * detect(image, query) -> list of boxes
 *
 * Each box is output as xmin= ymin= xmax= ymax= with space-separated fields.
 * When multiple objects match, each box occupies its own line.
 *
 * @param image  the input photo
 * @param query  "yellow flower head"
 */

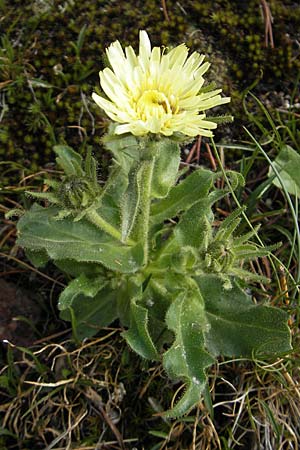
xmin=92 ymin=31 xmax=230 ymax=137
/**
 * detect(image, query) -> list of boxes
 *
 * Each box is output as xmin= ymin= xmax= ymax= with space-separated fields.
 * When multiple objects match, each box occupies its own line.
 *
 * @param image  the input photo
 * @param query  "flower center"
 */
xmin=136 ymin=90 xmax=173 ymax=121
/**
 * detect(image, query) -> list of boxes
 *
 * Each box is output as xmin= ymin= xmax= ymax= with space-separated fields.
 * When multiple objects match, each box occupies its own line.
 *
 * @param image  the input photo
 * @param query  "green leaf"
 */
xmin=139 ymin=279 xmax=174 ymax=350
xmin=120 ymin=161 xmax=141 ymax=241
xmin=25 ymin=249 xmax=49 ymax=267
xmin=122 ymin=296 xmax=160 ymax=360
xmin=152 ymin=196 xmax=214 ymax=271
xmin=26 ymin=190 xmax=60 ymax=204
xmin=95 ymin=184 xmax=124 ymax=230
xmin=215 ymin=206 xmax=245 ymax=241
xmin=150 ymin=168 xmax=213 ymax=225
xmin=55 ymin=259 xmax=105 ymax=277
xmin=117 ymin=276 xmax=142 ymax=326
xmin=84 ymin=147 xmax=98 ymax=185
xmin=58 ymin=273 xmax=106 ymax=310
xmin=17 ymin=204 xmax=144 ymax=273
xmin=0 ymin=375 xmax=10 ymax=389
xmin=60 ymin=284 xmax=118 ymax=339
xmin=151 ymin=139 xmax=181 ymax=198
xmin=141 ymin=279 xmax=173 ymax=321
xmin=53 ymin=145 xmax=84 ymax=177
xmin=163 ymin=287 xmax=215 ymax=418
xmin=102 ymin=166 xmax=128 ymax=200
xmin=103 ymin=130 xmax=142 ymax=172
xmin=173 ymin=197 xmax=214 ymax=248
xmin=76 ymin=24 xmax=87 ymax=54
xmin=221 ymin=170 xmax=245 ymax=191
xmin=269 ymin=145 xmax=300 ymax=196
xmin=196 ymin=275 xmax=292 ymax=358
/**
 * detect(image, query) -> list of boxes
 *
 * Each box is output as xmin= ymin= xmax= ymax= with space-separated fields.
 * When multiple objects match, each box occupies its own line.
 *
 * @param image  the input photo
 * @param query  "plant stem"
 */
xmin=135 ymin=157 xmax=155 ymax=265
xmin=86 ymin=209 xmax=135 ymax=245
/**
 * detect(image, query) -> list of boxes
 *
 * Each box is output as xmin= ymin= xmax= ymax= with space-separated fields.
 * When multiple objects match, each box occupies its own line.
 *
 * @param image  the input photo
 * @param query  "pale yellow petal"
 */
xmin=197 ymin=95 xmax=230 ymax=111
xmin=167 ymin=44 xmax=189 ymax=69
xmin=183 ymin=52 xmax=206 ymax=73
xmin=92 ymin=30 xmax=230 ymax=137
xmin=179 ymin=89 xmax=223 ymax=109
xmin=115 ymin=123 xmax=132 ymax=134
xmin=106 ymin=41 xmax=126 ymax=76
xmin=146 ymin=116 xmax=163 ymax=133
xmin=125 ymin=45 xmax=138 ymax=69
xmin=138 ymin=30 xmax=151 ymax=72
xmin=92 ymin=93 xmax=120 ymax=120
xmin=100 ymin=68 xmax=128 ymax=103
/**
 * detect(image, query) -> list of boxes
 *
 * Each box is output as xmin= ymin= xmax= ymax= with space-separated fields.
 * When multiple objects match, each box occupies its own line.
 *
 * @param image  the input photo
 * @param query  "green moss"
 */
xmin=189 ymin=0 xmax=298 ymax=85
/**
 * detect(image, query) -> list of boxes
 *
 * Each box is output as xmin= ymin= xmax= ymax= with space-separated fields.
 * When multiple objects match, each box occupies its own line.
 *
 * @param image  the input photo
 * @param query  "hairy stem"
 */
xmin=134 ymin=157 xmax=155 ymax=265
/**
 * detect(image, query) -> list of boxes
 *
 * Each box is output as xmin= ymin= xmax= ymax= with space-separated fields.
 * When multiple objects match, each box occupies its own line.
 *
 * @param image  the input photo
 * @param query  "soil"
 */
xmin=0 ymin=279 xmax=42 ymax=347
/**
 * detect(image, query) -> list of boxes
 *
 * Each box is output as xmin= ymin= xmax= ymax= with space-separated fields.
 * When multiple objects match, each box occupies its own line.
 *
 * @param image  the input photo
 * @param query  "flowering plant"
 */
xmin=17 ymin=31 xmax=291 ymax=418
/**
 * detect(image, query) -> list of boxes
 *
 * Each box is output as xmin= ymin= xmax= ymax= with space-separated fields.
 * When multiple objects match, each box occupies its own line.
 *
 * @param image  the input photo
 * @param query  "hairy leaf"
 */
xmin=152 ymin=196 xmax=214 ymax=271
xmin=103 ymin=129 xmax=142 ymax=172
xmin=139 ymin=279 xmax=174 ymax=350
xmin=55 ymin=259 xmax=105 ymax=277
xmin=60 ymin=283 xmax=118 ymax=339
xmin=150 ymin=168 xmax=213 ymax=224
xmin=151 ymin=139 xmax=181 ymax=198
xmin=58 ymin=273 xmax=106 ymax=310
xmin=123 ymin=296 xmax=160 ymax=360
xmin=17 ymin=204 xmax=144 ymax=273
xmin=173 ymin=198 xmax=214 ymax=248
xmin=163 ymin=287 xmax=215 ymax=418
xmin=26 ymin=249 xmax=49 ymax=267
xmin=120 ymin=161 xmax=142 ymax=241
xmin=197 ymin=275 xmax=292 ymax=357
xmin=54 ymin=145 xmax=84 ymax=177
